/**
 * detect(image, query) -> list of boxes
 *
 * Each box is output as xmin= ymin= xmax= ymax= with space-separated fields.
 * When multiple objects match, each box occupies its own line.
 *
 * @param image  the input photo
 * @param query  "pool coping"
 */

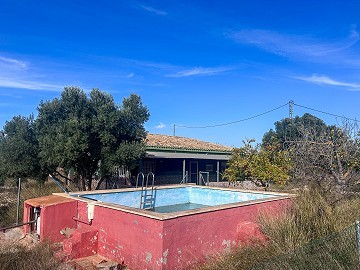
xmin=54 ymin=184 xmax=297 ymax=221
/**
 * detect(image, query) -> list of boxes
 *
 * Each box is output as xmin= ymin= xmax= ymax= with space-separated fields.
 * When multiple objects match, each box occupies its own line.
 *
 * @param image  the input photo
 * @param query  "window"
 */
xmin=206 ymin=164 xmax=213 ymax=172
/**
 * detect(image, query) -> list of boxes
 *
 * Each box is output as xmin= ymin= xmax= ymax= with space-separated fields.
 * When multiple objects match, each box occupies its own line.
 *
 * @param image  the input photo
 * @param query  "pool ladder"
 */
xmin=138 ymin=172 xmax=155 ymax=210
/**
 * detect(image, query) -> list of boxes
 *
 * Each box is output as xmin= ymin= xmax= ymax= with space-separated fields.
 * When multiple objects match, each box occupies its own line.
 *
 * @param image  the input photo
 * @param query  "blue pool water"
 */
xmin=73 ymin=187 xmax=279 ymax=213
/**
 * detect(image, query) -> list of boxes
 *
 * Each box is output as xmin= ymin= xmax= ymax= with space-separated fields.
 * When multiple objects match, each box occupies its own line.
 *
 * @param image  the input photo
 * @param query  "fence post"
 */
xmin=356 ymin=220 xmax=360 ymax=263
xmin=16 ymin=177 xmax=21 ymax=225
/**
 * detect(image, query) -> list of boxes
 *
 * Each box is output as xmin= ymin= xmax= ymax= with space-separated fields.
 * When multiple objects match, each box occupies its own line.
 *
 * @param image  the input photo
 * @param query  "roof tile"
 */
xmin=146 ymin=134 xmax=232 ymax=152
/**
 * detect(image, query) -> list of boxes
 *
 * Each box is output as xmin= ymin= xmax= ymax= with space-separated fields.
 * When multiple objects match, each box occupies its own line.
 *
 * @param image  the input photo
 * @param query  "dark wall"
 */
xmin=142 ymin=158 xmax=227 ymax=185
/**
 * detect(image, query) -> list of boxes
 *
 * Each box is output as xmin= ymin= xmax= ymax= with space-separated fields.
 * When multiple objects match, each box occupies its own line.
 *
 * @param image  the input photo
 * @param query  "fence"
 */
xmin=251 ymin=222 xmax=360 ymax=270
xmin=0 ymin=179 xmax=66 ymax=228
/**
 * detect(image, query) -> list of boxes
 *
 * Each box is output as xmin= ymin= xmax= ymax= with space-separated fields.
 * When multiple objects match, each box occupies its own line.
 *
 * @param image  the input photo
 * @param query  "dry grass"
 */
xmin=196 ymin=188 xmax=360 ymax=270
xmin=0 ymin=180 xmax=63 ymax=227
xmin=0 ymin=242 xmax=65 ymax=270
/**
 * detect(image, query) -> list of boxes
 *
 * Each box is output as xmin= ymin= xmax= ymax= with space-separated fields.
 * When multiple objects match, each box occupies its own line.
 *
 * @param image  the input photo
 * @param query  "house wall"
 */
xmin=143 ymin=158 xmax=227 ymax=185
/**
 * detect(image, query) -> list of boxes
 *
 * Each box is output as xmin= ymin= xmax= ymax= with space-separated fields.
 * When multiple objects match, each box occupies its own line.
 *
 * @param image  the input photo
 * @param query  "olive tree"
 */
xmin=36 ymin=87 xmax=149 ymax=190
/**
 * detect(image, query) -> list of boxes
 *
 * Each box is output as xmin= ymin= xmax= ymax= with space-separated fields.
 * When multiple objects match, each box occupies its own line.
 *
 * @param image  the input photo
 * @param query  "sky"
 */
xmin=1 ymin=0 xmax=360 ymax=147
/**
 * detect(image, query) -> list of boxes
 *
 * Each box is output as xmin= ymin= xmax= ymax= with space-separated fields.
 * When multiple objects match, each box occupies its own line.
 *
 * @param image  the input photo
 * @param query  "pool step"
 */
xmin=62 ymin=227 xmax=99 ymax=259
xmin=69 ymin=254 xmax=122 ymax=270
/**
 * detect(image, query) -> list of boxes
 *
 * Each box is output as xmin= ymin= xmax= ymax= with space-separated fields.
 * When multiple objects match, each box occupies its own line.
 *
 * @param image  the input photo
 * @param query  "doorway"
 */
xmin=189 ymin=161 xmax=198 ymax=183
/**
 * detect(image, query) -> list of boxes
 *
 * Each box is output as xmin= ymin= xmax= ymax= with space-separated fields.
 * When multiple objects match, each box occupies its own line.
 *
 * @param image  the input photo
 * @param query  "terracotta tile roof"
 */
xmin=146 ymin=133 xmax=232 ymax=152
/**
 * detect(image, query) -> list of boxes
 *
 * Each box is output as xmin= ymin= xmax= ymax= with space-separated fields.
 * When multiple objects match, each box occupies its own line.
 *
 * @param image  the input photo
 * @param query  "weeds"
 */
xmin=0 ymin=242 xmax=63 ymax=270
xmin=197 ymin=188 xmax=360 ymax=270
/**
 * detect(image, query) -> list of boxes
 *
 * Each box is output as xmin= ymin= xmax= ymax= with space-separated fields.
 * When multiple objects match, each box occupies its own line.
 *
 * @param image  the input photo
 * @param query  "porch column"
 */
xmin=216 ymin=161 xmax=220 ymax=182
xmin=183 ymin=159 xmax=186 ymax=183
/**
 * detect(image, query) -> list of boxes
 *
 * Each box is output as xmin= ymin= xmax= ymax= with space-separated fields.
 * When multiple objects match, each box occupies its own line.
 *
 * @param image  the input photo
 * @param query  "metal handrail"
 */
xmin=136 ymin=172 xmax=144 ymax=188
xmin=49 ymin=174 xmax=69 ymax=193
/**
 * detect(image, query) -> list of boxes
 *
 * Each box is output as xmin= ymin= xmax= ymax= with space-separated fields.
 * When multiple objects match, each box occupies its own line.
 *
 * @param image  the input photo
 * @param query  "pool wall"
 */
xmin=23 ymin=185 xmax=294 ymax=270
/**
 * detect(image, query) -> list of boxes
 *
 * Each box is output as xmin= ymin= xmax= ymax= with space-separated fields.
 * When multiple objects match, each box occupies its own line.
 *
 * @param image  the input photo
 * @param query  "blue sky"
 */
xmin=1 ymin=0 xmax=360 ymax=146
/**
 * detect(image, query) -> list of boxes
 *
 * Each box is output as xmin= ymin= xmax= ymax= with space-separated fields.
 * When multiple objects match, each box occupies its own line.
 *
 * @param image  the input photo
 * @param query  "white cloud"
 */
xmin=229 ymin=28 xmax=359 ymax=61
xmin=0 ymin=55 xmax=28 ymax=70
xmin=0 ymin=77 xmax=63 ymax=91
xmin=124 ymin=72 xmax=135 ymax=78
xmin=293 ymin=74 xmax=360 ymax=90
xmin=140 ymin=5 xmax=167 ymax=16
xmin=166 ymin=67 xmax=233 ymax=77
xmin=155 ymin=122 xmax=166 ymax=129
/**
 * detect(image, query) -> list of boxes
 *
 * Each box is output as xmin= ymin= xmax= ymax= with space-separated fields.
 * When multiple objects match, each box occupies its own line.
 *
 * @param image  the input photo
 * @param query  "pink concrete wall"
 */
xmin=40 ymin=201 xmax=77 ymax=242
xmin=161 ymin=199 xmax=289 ymax=269
xmin=73 ymin=198 xmax=290 ymax=270
xmin=23 ymin=200 xmax=77 ymax=242
xmin=76 ymin=201 xmax=165 ymax=269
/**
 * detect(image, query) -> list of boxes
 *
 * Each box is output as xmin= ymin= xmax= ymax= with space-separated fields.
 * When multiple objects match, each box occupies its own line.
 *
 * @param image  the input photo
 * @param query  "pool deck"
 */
xmin=55 ymin=184 xmax=296 ymax=220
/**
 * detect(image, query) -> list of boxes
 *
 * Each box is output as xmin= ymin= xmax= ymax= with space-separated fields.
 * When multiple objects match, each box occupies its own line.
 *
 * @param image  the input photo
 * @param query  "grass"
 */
xmin=0 ymin=242 xmax=64 ymax=270
xmin=196 ymin=188 xmax=360 ymax=270
xmin=0 ymin=180 xmax=64 ymax=227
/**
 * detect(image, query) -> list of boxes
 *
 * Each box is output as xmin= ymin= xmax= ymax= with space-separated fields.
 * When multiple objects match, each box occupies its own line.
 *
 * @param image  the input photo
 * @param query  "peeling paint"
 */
xmin=158 ymin=249 xmax=169 ymax=265
xmin=222 ymin=240 xmax=231 ymax=253
xmin=158 ymin=233 xmax=163 ymax=238
xmin=145 ymin=252 xmax=152 ymax=263
xmin=133 ymin=220 xmax=138 ymax=224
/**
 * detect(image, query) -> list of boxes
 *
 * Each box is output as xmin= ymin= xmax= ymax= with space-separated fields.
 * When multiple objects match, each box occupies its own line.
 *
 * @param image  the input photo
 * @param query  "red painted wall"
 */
xmin=73 ymin=198 xmax=290 ymax=270
xmin=28 ymin=196 xmax=291 ymax=269
xmin=23 ymin=200 xmax=77 ymax=242
xmin=161 ymin=199 xmax=289 ymax=269
xmin=76 ymin=201 xmax=165 ymax=269
xmin=40 ymin=201 xmax=77 ymax=242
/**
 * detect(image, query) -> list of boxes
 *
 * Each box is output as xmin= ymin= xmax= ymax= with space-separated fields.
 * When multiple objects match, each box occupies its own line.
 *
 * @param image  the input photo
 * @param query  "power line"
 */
xmin=172 ymin=101 xmax=359 ymax=136
xmin=293 ymin=103 xmax=359 ymax=123
xmin=175 ymin=102 xmax=289 ymax=129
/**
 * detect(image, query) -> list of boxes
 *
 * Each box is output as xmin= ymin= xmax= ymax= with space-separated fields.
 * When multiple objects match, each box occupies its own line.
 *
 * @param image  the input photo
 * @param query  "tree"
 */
xmin=36 ymin=87 xmax=149 ymax=190
xmin=287 ymin=120 xmax=360 ymax=198
xmin=0 ymin=115 xmax=42 ymax=182
xmin=223 ymin=139 xmax=291 ymax=188
xmin=262 ymin=113 xmax=328 ymax=148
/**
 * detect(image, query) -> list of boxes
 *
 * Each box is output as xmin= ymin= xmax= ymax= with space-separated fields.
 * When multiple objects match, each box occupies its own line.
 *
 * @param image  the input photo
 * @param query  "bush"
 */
xmin=196 ymin=188 xmax=360 ymax=269
xmin=0 ymin=242 xmax=63 ymax=270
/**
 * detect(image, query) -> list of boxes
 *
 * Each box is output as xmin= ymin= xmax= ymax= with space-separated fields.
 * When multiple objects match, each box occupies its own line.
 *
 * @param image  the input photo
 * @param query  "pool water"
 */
xmin=153 ymin=202 xmax=208 ymax=213
xmin=74 ymin=186 xmax=279 ymax=213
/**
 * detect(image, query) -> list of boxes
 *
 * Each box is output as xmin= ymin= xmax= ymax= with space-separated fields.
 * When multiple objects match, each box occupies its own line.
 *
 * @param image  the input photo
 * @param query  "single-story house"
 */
xmin=141 ymin=134 xmax=232 ymax=185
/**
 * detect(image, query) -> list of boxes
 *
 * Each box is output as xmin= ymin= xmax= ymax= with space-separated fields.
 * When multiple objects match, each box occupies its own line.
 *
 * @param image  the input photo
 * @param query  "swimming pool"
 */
xmin=73 ymin=186 xmax=280 ymax=213
xmin=29 ymin=185 xmax=294 ymax=269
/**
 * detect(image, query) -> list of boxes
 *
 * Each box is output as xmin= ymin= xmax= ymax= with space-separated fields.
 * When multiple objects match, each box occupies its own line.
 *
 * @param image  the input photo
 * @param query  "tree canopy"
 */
xmin=0 ymin=87 xmax=149 ymax=190
xmin=223 ymin=139 xmax=291 ymax=187
xmin=262 ymin=113 xmax=329 ymax=148
xmin=0 ymin=115 xmax=41 ymax=181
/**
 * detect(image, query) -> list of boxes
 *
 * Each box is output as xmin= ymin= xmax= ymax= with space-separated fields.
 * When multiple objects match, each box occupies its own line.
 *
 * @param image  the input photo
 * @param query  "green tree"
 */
xmin=0 ymin=115 xmax=42 ymax=182
xmin=223 ymin=139 xmax=291 ymax=187
xmin=262 ymin=113 xmax=328 ymax=148
xmin=36 ymin=87 xmax=149 ymax=190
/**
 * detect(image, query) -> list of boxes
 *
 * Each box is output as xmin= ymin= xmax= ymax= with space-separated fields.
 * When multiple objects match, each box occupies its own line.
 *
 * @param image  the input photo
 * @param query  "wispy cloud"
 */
xmin=229 ymin=28 xmax=359 ymax=62
xmin=155 ymin=122 xmax=166 ymax=129
xmin=0 ymin=54 xmax=64 ymax=91
xmin=293 ymin=74 xmax=360 ymax=90
xmin=166 ymin=66 xmax=233 ymax=77
xmin=124 ymin=72 xmax=135 ymax=78
xmin=140 ymin=5 xmax=167 ymax=16
xmin=0 ymin=55 xmax=28 ymax=70
xmin=0 ymin=77 xmax=63 ymax=91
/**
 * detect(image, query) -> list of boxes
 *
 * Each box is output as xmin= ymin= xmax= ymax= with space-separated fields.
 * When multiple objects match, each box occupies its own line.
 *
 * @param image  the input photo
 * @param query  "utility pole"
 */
xmin=289 ymin=100 xmax=294 ymax=119
xmin=173 ymin=124 xmax=176 ymax=136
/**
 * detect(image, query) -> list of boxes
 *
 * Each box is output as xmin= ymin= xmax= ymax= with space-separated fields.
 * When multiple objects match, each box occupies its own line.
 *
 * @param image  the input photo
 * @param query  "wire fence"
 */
xmin=0 ymin=179 xmax=66 ymax=228
xmin=251 ymin=222 xmax=360 ymax=270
